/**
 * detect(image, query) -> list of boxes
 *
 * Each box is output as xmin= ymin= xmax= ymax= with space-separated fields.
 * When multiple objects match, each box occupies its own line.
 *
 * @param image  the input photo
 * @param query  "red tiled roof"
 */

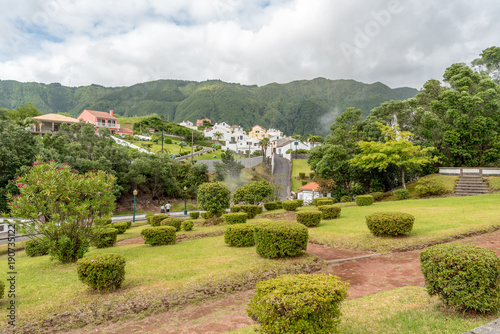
xmin=83 ymin=109 xmax=118 ymax=120
xmin=298 ymin=182 xmax=320 ymax=191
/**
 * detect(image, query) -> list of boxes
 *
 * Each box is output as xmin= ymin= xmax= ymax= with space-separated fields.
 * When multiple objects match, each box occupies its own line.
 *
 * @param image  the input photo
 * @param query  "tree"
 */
xmin=197 ymin=182 xmax=230 ymax=215
xmin=214 ymin=149 xmax=244 ymax=182
xmin=6 ymin=103 xmax=42 ymax=125
xmin=472 ymin=46 xmax=500 ymax=84
xmin=259 ymin=137 xmax=270 ymax=157
xmin=350 ymin=123 xmax=438 ymax=189
xmin=233 ymin=181 xmax=272 ymax=205
xmin=213 ymin=131 xmax=224 ymax=143
xmin=8 ymin=159 xmax=116 ymax=263
xmin=203 ymin=120 xmax=212 ymax=127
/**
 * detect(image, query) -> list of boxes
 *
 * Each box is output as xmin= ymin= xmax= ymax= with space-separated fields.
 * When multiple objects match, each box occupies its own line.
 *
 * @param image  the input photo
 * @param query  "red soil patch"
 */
xmin=63 ymin=230 xmax=500 ymax=334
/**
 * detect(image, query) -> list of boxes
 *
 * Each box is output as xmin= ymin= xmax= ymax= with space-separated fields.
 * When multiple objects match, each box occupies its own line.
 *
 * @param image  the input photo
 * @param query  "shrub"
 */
xmin=230 ymin=206 xmax=243 ymax=213
xmin=296 ymin=211 xmax=322 ymax=227
xmin=197 ymin=182 xmax=231 ymax=215
xmin=140 ymin=226 xmax=176 ymax=246
xmin=370 ymin=192 xmax=384 ymax=202
xmin=189 ymin=211 xmax=200 ymax=219
xmin=0 ymin=280 xmax=4 ymax=300
xmin=247 ymin=274 xmax=348 ymax=334
xmin=294 ymin=199 xmax=304 ymax=207
xmin=240 ymin=205 xmax=261 ymax=219
xmin=355 ymin=195 xmax=374 ymax=206
xmin=25 ymin=237 xmax=49 ymax=257
xmin=415 ymin=178 xmax=446 ymax=197
xmin=254 ymin=221 xmax=308 ymax=258
xmin=392 ymin=188 xmax=409 ymax=200
xmin=233 ymin=181 xmax=273 ymax=205
xmin=201 ymin=211 xmax=214 ymax=219
xmin=299 ymin=172 xmax=306 ymax=179
xmin=301 ymin=180 xmax=308 ymax=186
xmin=420 ymin=243 xmax=500 ymax=313
xmin=111 ymin=222 xmax=128 ymax=234
xmin=312 ymin=197 xmax=335 ymax=206
xmin=94 ymin=217 xmax=112 ymax=226
xmin=340 ymin=195 xmax=351 ymax=202
xmin=161 ymin=217 xmax=182 ymax=231
xmin=91 ymin=228 xmax=118 ymax=248
xmin=282 ymin=200 xmax=301 ymax=211
xmin=318 ymin=205 xmax=341 ymax=220
xmin=123 ymin=221 xmax=132 ymax=229
xmin=77 ymin=254 xmax=126 ymax=292
xmin=309 ymin=172 xmax=315 ymax=179
xmin=223 ymin=213 xmax=248 ymax=225
xmin=224 ymin=223 xmax=255 ymax=247
xmin=316 ymin=199 xmax=334 ymax=206
xmin=145 ymin=214 xmax=154 ymax=224
xmin=366 ymin=212 xmax=415 ymax=236
xmin=275 ymin=201 xmax=283 ymax=209
xmin=181 ymin=220 xmax=194 ymax=231
xmin=264 ymin=202 xmax=279 ymax=211
xmin=151 ymin=214 xmax=169 ymax=226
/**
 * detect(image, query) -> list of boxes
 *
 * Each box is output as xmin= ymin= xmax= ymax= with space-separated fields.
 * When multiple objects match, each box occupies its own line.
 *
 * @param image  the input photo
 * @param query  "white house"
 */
xmin=178 ymin=121 xmax=198 ymax=131
xmin=296 ymin=182 xmax=331 ymax=205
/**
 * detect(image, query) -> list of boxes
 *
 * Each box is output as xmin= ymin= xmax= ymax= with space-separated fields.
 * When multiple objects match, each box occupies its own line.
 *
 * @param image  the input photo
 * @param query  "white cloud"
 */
xmin=0 ymin=0 xmax=499 ymax=89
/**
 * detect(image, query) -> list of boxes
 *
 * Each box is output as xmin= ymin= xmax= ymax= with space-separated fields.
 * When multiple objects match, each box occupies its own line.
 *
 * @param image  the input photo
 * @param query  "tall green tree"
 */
xmin=214 ymin=149 xmax=244 ymax=182
xmin=350 ymin=123 xmax=438 ymax=189
xmin=472 ymin=46 xmax=500 ymax=84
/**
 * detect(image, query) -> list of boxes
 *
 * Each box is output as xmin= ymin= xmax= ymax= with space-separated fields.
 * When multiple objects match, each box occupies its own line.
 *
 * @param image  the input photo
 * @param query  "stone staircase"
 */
xmin=455 ymin=174 xmax=489 ymax=196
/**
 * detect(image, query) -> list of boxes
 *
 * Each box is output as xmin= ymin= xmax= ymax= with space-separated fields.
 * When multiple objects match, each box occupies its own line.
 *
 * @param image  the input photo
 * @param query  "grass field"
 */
xmin=291 ymin=159 xmax=313 ymax=192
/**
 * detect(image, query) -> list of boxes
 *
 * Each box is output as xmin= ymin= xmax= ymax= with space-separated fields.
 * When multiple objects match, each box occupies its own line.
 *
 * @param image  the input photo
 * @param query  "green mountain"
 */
xmin=0 ymin=78 xmax=417 ymax=136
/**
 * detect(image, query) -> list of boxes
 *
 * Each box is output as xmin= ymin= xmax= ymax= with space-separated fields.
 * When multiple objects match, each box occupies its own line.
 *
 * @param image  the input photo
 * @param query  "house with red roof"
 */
xmin=196 ymin=118 xmax=212 ymax=126
xmin=77 ymin=109 xmax=133 ymax=135
xmin=296 ymin=181 xmax=332 ymax=204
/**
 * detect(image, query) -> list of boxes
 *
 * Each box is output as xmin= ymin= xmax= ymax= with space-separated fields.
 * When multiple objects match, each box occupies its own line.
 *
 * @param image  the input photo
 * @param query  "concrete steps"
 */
xmin=455 ymin=175 xmax=489 ymax=196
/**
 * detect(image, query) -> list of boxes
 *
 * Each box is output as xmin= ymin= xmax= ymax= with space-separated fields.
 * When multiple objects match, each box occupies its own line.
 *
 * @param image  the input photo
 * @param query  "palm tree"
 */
xmin=213 ymin=131 xmax=224 ymax=143
xmin=259 ymin=137 xmax=270 ymax=157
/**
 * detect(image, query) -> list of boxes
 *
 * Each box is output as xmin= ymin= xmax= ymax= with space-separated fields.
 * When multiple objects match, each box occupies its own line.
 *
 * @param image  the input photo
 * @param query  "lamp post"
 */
xmin=132 ymin=189 xmax=138 ymax=222
xmin=183 ymin=186 xmax=188 ymax=215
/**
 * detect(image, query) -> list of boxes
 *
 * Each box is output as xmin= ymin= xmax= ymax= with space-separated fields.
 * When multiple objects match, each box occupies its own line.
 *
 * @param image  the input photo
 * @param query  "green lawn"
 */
xmin=227 ymin=286 xmax=498 ymax=334
xmin=291 ymin=159 xmax=313 ymax=192
xmin=307 ymin=192 xmax=500 ymax=251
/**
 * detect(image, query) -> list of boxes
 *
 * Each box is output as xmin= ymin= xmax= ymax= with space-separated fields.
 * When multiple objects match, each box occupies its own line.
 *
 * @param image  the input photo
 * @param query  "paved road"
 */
xmin=273 ymin=155 xmax=291 ymax=201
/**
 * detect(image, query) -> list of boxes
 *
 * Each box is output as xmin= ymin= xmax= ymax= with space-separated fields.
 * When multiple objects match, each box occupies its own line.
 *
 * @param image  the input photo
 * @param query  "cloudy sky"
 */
xmin=0 ymin=0 xmax=498 ymax=90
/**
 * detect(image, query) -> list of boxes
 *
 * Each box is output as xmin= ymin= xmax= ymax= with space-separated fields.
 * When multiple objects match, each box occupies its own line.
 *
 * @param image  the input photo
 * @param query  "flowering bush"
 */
xmin=8 ymin=158 xmax=116 ymax=263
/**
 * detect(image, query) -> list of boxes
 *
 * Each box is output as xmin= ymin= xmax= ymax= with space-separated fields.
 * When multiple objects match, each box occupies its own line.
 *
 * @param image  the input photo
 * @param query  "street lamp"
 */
xmin=132 ymin=189 xmax=138 ymax=222
xmin=183 ymin=186 xmax=188 ymax=216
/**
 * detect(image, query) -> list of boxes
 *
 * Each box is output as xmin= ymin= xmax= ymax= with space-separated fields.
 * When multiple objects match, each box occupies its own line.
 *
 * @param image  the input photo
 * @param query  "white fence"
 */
xmin=439 ymin=167 xmax=500 ymax=176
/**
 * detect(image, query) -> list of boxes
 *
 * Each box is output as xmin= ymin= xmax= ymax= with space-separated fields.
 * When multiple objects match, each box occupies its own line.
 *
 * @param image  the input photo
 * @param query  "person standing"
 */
xmin=160 ymin=204 xmax=165 ymax=214
xmin=166 ymin=201 xmax=171 ymax=213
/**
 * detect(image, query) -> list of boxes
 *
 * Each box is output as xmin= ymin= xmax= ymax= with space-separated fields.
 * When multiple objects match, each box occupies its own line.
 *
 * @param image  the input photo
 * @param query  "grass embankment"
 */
xmin=291 ymin=159 xmax=312 ymax=192
xmin=388 ymin=174 xmax=458 ymax=200
xmin=228 ymin=286 xmax=498 ymax=334
xmin=2 ymin=226 xmax=321 ymax=332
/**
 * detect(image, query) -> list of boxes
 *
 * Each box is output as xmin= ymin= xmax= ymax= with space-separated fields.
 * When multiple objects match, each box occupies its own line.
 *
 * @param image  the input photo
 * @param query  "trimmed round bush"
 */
xmin=112 ymin=222 xmax=128 ymax=234
xmin=25 ymin=237 xmax=49 ymax=257
xmin=355 ymin=195 xmax=374 ymax=206
xmin=275 ymin=201 xmax=283 ymax=209
xmin=230 ymin=206 xmax=243 ymax=213
xmin=189 ymin=211 xmax=200 ymax=219
xmin=181 ymin=220 xmax=194 ymax=231
xmin=161 ymin=217 xmax=182 ymax=231
xmin=264 ymin=201 xmax=279 ymax=211
xmin=370 ymin=192 xmax=384 ymax=202
xmin=318 ymin=205 xmax=341 ymax=220
xmin=223 ymin=212 xmax=248 ymax=225
xmin=340 ymin=195 xmax=351 ymax=202
xmin=94 ymin=217 xmax=112 ymax=226
xmin=123 ymin=221 xmax=132 ymax=229
xmin=141 ymin=226 xmax=176 ymax=246
xmin=392 ymin=188 xmax=409 ymax=200
xmin=312 ymin=197 xmax=335 ymax=206
xmin=365 ymin=212 xmax=415 ymax=236
xmin=415 ymin=178 xmax=446 ymax=197
xmin=77 ymin=254 xmax=126 ymax=292
xmin=420 ymin=243 xmax=500 ymax=313
xmin=240 ymin=205 xmax=261 ymax=219
xmin=317 ymin=199 xmax=334 ymax=206
xmin=296 ymin=211 xmax=322 ymax=227
xmin=145 ymin=214 xmax=154 ymax=224
xmin=151 ymin=214 xmax=169 ymax=226
xmin=247 ymin=274 xmax=349 ymax=334
xmin=294 ymin=199 xmax=304 ymax=207
xmin=253 ymin=221 xmax=308 ymax=258
xmin=224 ymin=223 xmax=255 ymax=247
xmin=201 ymin=211 xmax=214 ymax=219
xmin=282 ymin=200 xmax=300 ymax=211
xmin=299 ymin=172 xmax=306 ymax=179
xmin=91 ymin=228 xmax=118 ymax=248
xmin=0 ymin=280 xmax=4 ymax=299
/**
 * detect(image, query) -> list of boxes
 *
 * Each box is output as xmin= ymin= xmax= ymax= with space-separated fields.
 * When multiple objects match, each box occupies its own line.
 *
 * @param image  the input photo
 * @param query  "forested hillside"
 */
xmin=0 ymin=78 xmax=417 ymax=136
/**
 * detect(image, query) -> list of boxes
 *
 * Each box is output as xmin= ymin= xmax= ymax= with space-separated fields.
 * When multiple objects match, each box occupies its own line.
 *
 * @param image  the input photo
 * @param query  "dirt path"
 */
xmin=65 ymin=230 xmax=500 ymax=334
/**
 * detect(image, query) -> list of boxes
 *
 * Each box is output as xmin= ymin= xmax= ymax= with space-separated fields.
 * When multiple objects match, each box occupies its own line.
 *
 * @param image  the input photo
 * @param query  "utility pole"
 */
xmin=191 ymin=131 xmax=194 ymax=165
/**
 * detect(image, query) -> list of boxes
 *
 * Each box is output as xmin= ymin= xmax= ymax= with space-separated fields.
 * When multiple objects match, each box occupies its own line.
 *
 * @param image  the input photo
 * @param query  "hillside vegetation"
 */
xmin=0 ymin=78 xmax=417 ymax=136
